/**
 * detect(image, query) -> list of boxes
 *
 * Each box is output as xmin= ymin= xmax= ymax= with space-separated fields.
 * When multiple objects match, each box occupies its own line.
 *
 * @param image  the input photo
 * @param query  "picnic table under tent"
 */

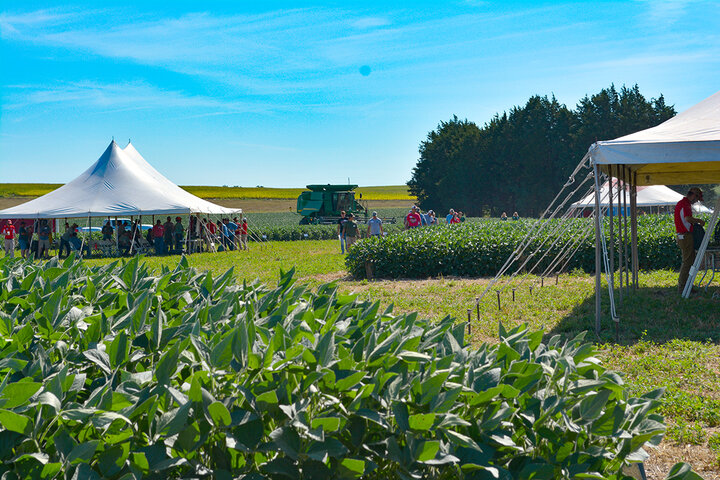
xmin=0 ymin=140 xmax=241 ymax=255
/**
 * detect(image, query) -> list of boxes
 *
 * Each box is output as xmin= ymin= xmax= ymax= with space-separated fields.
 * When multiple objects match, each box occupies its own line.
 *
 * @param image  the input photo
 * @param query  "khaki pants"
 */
xmin=4 ymin=238 xmax=14 ymax=258
xmin=346 ymin=236 xmax=357 ymax=248
xmin=677 ymin=234 xmax=696 ymax=292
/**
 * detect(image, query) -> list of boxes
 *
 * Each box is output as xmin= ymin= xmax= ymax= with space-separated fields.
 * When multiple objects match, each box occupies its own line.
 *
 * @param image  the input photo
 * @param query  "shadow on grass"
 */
xmin=549 ymin=284 xmax=720 ymax=346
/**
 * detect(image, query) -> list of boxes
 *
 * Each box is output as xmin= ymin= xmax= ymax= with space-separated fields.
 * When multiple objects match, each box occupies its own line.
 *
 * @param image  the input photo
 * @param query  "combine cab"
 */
xmin=297 ymin=184 xmax=368 ymax=224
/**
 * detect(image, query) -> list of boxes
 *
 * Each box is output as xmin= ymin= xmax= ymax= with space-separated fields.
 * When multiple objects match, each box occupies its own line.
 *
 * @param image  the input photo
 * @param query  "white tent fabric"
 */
xmin=590 ymin=90 xmax=720 ymax=185
xmin=571 ymin=182 xmax=713 ymax=212
xmin=0 ymin=141 xmax=240 ymax=219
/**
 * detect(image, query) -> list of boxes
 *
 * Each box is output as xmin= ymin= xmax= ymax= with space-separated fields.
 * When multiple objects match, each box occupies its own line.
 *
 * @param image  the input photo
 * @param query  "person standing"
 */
xmin=674 ymin=187 xmax=706 ymax=294
xmin=337 ymin=211 xmax=348 ymax=254
xmin=163 ymin=217 xmax=175 ymax=253
xmin=101 ymin=221 xmax=113 ymax=241
xmin=239 ymin=218 xmax=248 ymax=250
xmin=367 ymin=212 xmax=384 ymax=237
xmin=18 ymin=221 xmax=31 ymax=258
xmin=37 ymin=220 xmax=51 ymax=259
xmin=343 ymin=213 xmax=360 ymax=248
xmin=446 ymin=209 xmax=455 ymax=224
xmin=405 ymin=206 xmax=422 ymax=229
xmin=153 ymin=220 xmax=165 ymax=255
xmin=174 ymin=217 xmax=184 ymax=252
xmin=2 ymin=220 xmax=16 ymax=258
xmin=59 ymin=222 xmax=72 ymax=257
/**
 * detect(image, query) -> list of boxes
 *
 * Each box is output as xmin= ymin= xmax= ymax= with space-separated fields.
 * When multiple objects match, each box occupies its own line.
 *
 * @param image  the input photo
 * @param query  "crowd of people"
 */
xmin=1 ymin=215 xmax=251 ymax=259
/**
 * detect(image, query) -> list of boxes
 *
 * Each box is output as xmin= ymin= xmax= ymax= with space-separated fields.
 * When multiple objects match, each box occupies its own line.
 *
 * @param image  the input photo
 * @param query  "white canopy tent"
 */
xmin=0 ymin=140 xmax=240 ymax=219
xmin=589 ymin=90 xmax=720 ymax=327
xmin=571 ymin=182 xmax=713 ymax=213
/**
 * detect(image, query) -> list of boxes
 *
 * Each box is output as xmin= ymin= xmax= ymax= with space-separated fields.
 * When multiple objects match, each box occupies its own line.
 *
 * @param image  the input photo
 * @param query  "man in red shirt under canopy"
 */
xmin=674 ymin=187 xmax=706 ymax=294
xmin=2 ymin=220 xmax=16 ymax=258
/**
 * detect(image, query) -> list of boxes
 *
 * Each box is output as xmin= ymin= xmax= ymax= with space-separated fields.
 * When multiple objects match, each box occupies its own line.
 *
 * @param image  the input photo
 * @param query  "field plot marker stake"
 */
xmin=541 ymin=277 xmax=544 ymax=287
xmin=529 ymin=286 xmax=533 ymax=297
xmin=495 ymin=290 xmax=501 ymax=311
xmin=512 ymin=288 xmax=516 ymax=302
xmin=467 ymin=310 xmax=472 ymax=335
xmin=475 ymin=297 xmax=480 ymax=322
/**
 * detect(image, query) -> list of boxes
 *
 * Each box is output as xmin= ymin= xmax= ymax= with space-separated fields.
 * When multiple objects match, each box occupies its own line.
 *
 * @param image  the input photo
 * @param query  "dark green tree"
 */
xmin=408 ymin=85 xmax=677 ymax=217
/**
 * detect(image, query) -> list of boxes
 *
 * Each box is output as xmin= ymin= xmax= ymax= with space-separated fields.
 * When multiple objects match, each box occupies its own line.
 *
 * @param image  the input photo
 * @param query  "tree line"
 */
xmin=407 ymin=84 xmax=677 ymax=217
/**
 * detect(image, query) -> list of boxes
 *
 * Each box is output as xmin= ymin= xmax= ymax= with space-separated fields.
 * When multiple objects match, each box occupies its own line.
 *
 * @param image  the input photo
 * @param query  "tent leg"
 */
xmin=622 ymin=166 xmax=630 ymax=294
xmin=616 ymin=167 xmax=623 ymax=303
xmin=630 ymin=174 xmax=639 ymax=289
xmin=608 ymin=166 xmax=615 ymax=297
xmin=593 ymin=163 xmax=602 ymax=334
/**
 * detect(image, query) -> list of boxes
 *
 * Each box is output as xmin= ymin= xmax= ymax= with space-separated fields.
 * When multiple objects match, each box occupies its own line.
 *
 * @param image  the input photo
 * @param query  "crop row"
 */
xmin=345 ymin=215 xmax=693 ymax=279
xmin=0 ymin=256 xmax=696 ymax=479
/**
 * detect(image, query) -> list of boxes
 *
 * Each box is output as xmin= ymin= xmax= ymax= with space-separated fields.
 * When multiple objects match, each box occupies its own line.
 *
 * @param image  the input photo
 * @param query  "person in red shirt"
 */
xmin=239 ymin=218 xmax=249 ymax=250
xmin=405 ymin=206 xmax=422 ymax=229
xmin=2 ymin=220 xmax=16 ymax=258
xmin=153 ymin=220 xmax=165 ymax=255
xmin=674 ymin=187 xmax=706 ymax=293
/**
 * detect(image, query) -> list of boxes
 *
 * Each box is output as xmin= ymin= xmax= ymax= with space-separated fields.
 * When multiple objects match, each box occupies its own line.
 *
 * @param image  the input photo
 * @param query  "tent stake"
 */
xmin=496 ymin=290 xmax=501 ymax=311
xmin=467 ymin=309 xmax=472 ymax=335
xmin=475 ymin=297 xmax=480 ymax=322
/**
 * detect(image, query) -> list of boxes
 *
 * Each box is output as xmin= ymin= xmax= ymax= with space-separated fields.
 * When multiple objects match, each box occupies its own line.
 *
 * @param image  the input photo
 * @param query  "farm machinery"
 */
xmin=296 ymin=184 xmax=396 ymax=225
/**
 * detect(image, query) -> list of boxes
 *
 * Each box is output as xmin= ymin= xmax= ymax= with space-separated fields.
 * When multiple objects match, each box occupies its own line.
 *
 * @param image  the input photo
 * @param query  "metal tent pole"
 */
xmin=608 ymin=166 xmax=615 ymax=297
xmin=630 ymin=173 xmax=639 ymax=288
xmin=616 ymin=168 xmax=624 ymax=302
xmin=622 ymin=166 xmax=629 ymax=294
xmin=593 ymin=163 xmax=602 ymax=333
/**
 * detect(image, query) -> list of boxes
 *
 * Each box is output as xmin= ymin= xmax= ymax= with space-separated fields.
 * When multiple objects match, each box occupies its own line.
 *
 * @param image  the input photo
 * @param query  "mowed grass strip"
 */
xmin=68 ymin=240 xmax=720 ymax=476
xmin=0 ymin=183 xmax=415 ymax=201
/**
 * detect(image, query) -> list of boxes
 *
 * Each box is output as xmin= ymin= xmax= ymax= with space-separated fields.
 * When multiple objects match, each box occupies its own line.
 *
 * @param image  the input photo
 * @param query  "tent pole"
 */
xmin=616 ymin=167 xmax=623 ymax=302
xmin=593 ymin=163 xmax=602 ymax=334
xmin=622 ymin=166 xmax=630 ymax=294
xmin=608 ymin=166 xmax=615 ymax=299
xmin=114 ymin=216 xmax=119 ymax=253
xmin=630 ymin=173 xmax=639 ymax=289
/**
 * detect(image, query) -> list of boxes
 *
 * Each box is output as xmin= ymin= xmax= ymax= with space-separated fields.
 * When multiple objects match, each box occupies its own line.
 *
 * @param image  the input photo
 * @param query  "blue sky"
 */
xmin=1 ymin=1 xmax=719 ymax=187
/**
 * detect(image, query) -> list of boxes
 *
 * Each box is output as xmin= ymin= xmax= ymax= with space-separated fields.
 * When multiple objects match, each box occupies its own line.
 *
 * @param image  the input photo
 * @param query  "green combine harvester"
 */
xmin=296 ymin=184 xmax=368 ymax=224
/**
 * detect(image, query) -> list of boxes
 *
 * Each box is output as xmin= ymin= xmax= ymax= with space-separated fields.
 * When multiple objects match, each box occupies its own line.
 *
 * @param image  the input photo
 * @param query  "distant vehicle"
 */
xmin=296 ymin=184 xmax=396 ymax=225
xmin=78 ymin=218 xmax=153 ymax=233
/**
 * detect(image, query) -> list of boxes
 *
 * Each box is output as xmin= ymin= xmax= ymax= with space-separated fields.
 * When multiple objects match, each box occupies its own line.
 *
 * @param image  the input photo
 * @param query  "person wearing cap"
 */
xmin=405 ymin=206 xmax=422 ymax=229
xmin=2 ymin=220 xmax=16 ymax=258
xmin=446 ymin=209 xmax=455 ymax=224
xmin=367 ymin=212 xmax=384 ymax=237
xmin=674 ymin=187 xmax=706 ymax=293
xmin=343 ymin=213 xmax=360 ymax=249
xmin=337 ymin=211 xmax=348 ymax=254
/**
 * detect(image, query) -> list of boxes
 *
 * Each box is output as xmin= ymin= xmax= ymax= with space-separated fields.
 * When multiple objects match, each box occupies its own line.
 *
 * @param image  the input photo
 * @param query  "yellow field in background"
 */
xmin=0 ymin=183 xmax=415 ymax=201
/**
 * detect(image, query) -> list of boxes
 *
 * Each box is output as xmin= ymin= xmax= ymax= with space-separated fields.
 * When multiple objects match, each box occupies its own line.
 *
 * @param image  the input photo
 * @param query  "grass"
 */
xmin=0 ymin=183 xmax=414 ymax=201
xmin=20 ymin=239 xmax=720 ymax=477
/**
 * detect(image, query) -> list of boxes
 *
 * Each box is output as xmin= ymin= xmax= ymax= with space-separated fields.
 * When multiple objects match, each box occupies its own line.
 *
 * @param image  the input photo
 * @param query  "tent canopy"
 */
xmin=590 ymin=90 xmax=720 ymax=185
xmin=571 ymin=181 xmax=712 ymax=212
xmin=0 ymin=141 xmax=240 ymax=219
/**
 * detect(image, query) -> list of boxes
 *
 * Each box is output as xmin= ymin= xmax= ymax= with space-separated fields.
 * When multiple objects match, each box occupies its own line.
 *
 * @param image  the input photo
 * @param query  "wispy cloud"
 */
xmin=637 ymin=0 xmax=698 ymax=24
xmin=4 ymin=80 xmax=270 ymax=113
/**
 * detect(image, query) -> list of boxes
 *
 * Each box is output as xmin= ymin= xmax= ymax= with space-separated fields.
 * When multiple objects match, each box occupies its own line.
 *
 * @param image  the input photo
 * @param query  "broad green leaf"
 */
xmin=311 ymin=417 xmax=341 ymax=432
xmin=0 ymin=382 xmax=41 ymax=409
xmin=409 ymin=413 xmax=436 ymax=431
xmin=0 ymin=409 xmax=32 ymax=435
xmin=415 ymin=440 xmax=440 ymax=462
xmin=67 ymin=440 xmax=100 ymax=464
xmin=208 ymin=401 xmax=232 ymax=427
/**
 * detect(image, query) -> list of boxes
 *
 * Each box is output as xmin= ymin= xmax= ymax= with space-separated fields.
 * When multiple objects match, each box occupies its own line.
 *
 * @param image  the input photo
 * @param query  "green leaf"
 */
xmin=210 ymin=332 xmax=234 ymax=370
xmin=108 ymin=331 xmax=129 ymax=368
xmin=155 ymin=345 xmax=179 ymax=385
xmin=256 ymin=390 xmax=278 ymax=405
xmin=270 ymin=427 xmax=301 ymax=460
xmin=409 ymin=413 xmax=436 ymax=431
xmin=67 ymin=440 xmax=100 ymax=464
xmin=338 ymin=458 xmax=365 ymax=478
xmin=664 ymin=462 xmax=704 ymax=480
xmin=208 ymin=401 xmax=232 ymax=427
xmin=415 ymin=440 xmax=440 ymax=462
xmin=0 ymin=409 xmax=32 ymax=435
xmin=311 ymin=417 xmax=341 ymax=432
xmin=0 ymin=382 xmax=41 ymax=409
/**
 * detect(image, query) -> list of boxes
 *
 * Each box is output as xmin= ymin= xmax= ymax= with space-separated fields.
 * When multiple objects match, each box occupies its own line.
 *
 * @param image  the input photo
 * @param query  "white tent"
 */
xmin=591 ymin=90 xmax=720 ymax=185
xmin=0 ymin=141 xmax=240 ymax=219
xmin=571 ymin=181 xmax=713 ymax=213
xmin=588 ymin=89 xmax=720 ymax=323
